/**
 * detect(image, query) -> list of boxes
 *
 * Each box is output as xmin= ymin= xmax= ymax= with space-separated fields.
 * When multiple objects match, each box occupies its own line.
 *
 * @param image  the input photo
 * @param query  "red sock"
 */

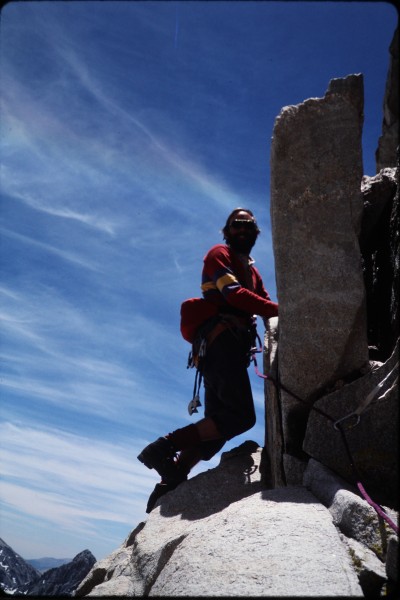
xmin=167 ymin=424 xmax=201 ymax=451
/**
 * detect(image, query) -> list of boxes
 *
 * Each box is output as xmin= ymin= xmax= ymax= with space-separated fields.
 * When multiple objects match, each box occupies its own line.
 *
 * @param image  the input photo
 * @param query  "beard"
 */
xmin=226 ymin=231 xmax=257 ymax=254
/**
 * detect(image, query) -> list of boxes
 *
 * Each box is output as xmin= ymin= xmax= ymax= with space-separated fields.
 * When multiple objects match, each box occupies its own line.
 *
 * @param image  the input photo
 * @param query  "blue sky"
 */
xmin=0 ymin=0 xmax=396 ymax=561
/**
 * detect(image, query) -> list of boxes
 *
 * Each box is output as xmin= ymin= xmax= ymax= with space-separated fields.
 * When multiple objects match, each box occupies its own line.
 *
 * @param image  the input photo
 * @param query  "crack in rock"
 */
xmin=143 ymin=535 xmax=187 ymax=596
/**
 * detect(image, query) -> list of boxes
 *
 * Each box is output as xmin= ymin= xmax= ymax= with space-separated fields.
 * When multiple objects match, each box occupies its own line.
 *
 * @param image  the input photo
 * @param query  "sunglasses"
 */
xmin=230 ymin=219 xmax=257 ymax=230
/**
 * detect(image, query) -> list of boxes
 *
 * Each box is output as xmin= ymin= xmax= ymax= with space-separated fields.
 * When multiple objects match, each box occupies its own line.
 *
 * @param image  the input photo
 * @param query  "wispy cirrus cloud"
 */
xmin=8 ymin=191 xmax=119 ymax=235
xmin=2 ymin=58 xmax=240 ymax=241
xmin=0 ymin=422 xmax=154 ymax=557
xmin=36 ymin=31 xmax=247 ymax=213
xmin=0 ymin=280 xmax=188 ymax=430
xmin=0 ymin=227 xmax=102 ymax=272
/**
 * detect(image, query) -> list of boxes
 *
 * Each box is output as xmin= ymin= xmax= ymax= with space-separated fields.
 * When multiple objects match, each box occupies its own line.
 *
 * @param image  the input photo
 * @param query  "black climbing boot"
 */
xmin=137 ymin=437 xmax=179 ymax=482
xmin=146 ymin=474 xmax=187 ymax=513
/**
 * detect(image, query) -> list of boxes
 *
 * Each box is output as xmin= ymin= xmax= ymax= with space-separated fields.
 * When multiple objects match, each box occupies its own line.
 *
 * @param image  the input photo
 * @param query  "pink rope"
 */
xmin=357 ymin=482 xmax=399 ymax=535
xmin=253 ymin=360 xmax=268 ymax=380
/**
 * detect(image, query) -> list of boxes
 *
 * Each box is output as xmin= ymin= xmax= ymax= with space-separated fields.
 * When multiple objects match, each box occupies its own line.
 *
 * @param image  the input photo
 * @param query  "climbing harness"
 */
xmin=249 ymin=336 xmax=399 ymax=536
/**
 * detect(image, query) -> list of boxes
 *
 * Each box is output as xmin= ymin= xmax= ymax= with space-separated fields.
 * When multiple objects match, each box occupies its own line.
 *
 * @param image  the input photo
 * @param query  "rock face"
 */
xmin=0 ymin=537 xmax=39 ymax=594
xmin=263 ymin=316 xmax=286 ymax=487
xmin=269 ymin=74 xmax=369 ymax=468
xmin=303 ymin=340 xmax=399 ymax=508
xmin=304 ymin=459 xmax=397 ymax=597
xmin=376 ymin=28 xmax=399 ymax=172
xmin=360 ymin=167 xmax=399 ymax=360
xmin=20 ymin=549 xmax=96 ymax=596
xmin=76 ymin=443 xmax=365 ymax=597
xmin=261 ymin=52 xmax=399 ymax=596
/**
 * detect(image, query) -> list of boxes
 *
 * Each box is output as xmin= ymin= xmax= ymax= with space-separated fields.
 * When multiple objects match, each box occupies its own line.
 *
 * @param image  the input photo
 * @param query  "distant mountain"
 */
xmin=0 ymin=537 xmax=39 ymax=594
xmin=0 ymin=538 xmax=96 ymax=596
xmin=26 ymin=557 xmax=72 ymax=573
xmin=20 ymin=549 xmax=96 ymax=596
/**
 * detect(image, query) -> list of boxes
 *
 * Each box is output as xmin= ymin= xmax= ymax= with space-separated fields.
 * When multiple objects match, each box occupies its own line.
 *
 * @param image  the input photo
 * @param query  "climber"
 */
xmin=138 ymin=208 xmax=279 ymax=512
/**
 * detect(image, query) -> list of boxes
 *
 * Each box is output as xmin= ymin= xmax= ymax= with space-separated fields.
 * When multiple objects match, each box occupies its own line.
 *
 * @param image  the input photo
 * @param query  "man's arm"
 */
xmin=223 ymin=285 xmax=278 ymax=318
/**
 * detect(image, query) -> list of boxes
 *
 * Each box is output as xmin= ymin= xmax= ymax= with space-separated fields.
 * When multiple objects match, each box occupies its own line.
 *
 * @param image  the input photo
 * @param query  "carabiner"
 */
xmin=333 ymin=412 xmax=361 ymax=431
xmin=188 ymin=395 xmax=202 ymax=416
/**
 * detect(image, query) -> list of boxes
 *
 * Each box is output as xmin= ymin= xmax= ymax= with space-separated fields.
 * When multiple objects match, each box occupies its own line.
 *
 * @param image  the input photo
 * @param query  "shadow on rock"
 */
xmin=156 ymin=440 xmax=320 ymax=520
xmin=158 ymin=440 xmax=264 ymax=520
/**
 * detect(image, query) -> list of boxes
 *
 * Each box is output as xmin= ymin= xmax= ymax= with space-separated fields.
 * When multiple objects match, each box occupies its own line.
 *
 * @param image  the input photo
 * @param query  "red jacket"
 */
xmin=201 ymin=244 xmax=278 ymax=319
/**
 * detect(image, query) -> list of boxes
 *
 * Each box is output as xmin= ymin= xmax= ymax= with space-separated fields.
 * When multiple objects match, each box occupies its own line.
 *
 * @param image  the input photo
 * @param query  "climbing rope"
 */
xmin=249 ymin=338 xmax=399 ymax=536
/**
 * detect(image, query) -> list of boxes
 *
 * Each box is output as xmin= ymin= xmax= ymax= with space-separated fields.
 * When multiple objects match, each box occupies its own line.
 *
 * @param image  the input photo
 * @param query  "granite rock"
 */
xmin=270 ymin=74 xmax=369 ymax=465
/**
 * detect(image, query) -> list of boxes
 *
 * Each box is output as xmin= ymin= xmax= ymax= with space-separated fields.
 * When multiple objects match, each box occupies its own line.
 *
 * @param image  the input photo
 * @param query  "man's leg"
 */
xmin=137 ymin=417 xmax=223 ymax=478
xmin=202 ymin=328 xmax=255 ymax=440
xmin=138 ymin=328 xmax=253 ymax=494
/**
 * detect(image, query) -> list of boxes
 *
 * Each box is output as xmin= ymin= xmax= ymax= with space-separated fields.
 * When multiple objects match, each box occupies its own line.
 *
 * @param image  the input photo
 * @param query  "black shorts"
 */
xmin=198 ymin=327 xmax=256 ymax=460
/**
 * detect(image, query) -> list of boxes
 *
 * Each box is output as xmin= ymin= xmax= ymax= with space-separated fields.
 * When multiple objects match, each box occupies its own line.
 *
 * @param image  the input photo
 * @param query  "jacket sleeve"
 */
xmin=203 ymin=245 xmax=279 ymax=318
xmin=225 ymin=286 xmax=279 ymax=318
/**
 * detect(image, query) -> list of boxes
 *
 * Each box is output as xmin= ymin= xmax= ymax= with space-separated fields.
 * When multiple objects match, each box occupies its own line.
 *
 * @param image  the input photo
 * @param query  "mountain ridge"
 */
xmin=0 ymin=538 xmax=96 ymax=596
xmin=0 ymin=537 xmax=39 ymax=594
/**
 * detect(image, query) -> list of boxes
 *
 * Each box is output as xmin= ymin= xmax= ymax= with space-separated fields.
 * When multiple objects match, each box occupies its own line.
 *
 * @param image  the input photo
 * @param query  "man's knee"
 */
xmin=199 ymin=438 xmax=226 ymax=460
xmin=218 ymin=408 xmax=256 ymax=441
xmin=245 ymin=410 xmax=257 ymax=432
xmin=233 ymin=410 xmax=256 ymax=437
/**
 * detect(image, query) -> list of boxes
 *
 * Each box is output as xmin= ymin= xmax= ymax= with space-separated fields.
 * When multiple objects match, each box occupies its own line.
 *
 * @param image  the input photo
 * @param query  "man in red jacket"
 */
xmin=138 ymin=208 xmax=278 ymax=512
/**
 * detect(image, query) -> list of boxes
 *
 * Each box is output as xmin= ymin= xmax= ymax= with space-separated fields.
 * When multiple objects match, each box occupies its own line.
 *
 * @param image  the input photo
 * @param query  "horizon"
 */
xmin=0 ymin=0 xmax=397 ymax=561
